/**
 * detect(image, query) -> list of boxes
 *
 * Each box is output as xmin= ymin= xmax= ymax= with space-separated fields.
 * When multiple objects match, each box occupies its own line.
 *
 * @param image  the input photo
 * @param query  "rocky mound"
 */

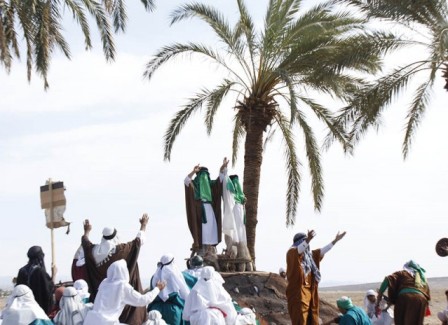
xmin=222 ymin=271 xmax=340 ymax=324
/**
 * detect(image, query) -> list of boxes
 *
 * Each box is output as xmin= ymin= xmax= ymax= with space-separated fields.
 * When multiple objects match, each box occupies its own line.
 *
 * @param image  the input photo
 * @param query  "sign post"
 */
xmin=40 ymin=179 xmax=70 ymax=272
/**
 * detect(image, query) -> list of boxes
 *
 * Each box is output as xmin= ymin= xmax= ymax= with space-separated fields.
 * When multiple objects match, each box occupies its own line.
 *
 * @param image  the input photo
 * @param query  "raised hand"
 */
xmin=140 ymin=213 xmax=149 ymax=231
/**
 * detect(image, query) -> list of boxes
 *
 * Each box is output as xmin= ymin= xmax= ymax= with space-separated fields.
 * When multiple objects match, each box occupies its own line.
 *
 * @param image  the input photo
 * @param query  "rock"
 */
xmin=221 ymin=271 xmax=340 ymax=324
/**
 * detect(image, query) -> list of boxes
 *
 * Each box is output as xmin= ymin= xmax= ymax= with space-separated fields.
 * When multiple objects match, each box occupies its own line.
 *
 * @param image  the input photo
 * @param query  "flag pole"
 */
xmin=48 ymin=178 xmax=56 ymax=270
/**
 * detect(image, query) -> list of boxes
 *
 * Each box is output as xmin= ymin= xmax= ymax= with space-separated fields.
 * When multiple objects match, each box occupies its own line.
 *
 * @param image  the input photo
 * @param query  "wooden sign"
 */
xmin=40 ymin=181 xmax=66 ymax=209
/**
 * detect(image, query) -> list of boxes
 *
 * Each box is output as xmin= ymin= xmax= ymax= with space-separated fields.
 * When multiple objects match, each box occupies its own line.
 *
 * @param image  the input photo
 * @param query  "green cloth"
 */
xmin=379 ymin=277 xmax=389 ymax=293
xmin=147 ymin=292 xmax=187 ymax=325
xmin=227 ymin=175 xmax=245 ymax=204
xmin=398 ymin=287 xmax=425 ymax=295
xmin=182 ymin=271 xmax=198 ymax=289
xmin=148 ymin=273 xmax=194 ymax=325
xmin=405 ymin=260 xmax=427 ymax=287
xmin=340 ymin=306 xmax=371 ymax=325
xmin=337 ymin=296 xmax=354 ymax=309
xmin=30 ymin=320 xmax=53 ymax=325
xmin=193 ymin=169 xmax=213 ymax=203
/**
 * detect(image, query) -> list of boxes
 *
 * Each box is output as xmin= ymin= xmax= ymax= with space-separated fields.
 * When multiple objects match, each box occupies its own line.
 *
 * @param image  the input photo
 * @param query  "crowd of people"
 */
xmin=0 ymin=223 xmax=257 ymax=325
xmin=0 ymin=160 xmax=258 ymax=325
xmin=280 ymin=229 xmax=439 ymax=325
xmin=0 ymin=159 xmax=444 ymax=325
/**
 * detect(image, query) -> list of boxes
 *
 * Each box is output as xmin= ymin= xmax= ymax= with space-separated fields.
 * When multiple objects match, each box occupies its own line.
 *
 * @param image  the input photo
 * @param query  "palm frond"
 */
xmin=170 ymin=3 xmax=234 ymax=47
xmin=204 ymin=79 xmax=236 ymax=134
xmin=235 ymin=0 xmax=257 ymax=82
xmin=112 ymin=0 xmax=127 ymax=33
xmin=141 ymin=0 xmax=155 ymax=11
xmin=231 ymin=114 xmax=246 ymax=166
xmin=143 ymin=43 xmax=249 ymax=89
xmin=82 ymin=0 xmax=115 ymax=61
xmin=164 ymin=92 xmax=211 ymax=161
xmin=342 ymin=61 xmax=428 ymax=145
xmin=272 ymin=111 xmax=301 ymax=226
xmin=170 ymin=2 xmax=254 ymax=83
xmin=299 ymin=96 xmax=352 ymax=153
xmin=402 ymin=78 xmax=434 ymax=159
xmin=64 ymin=0 xmax=92 ymax=50
xmin=293 ymin=108 xmax=324 ymax=212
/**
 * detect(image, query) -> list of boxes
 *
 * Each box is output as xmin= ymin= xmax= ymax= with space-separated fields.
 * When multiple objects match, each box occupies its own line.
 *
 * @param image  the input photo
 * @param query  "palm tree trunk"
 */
xmin=243 ymin=121 xmax=265 ymax=270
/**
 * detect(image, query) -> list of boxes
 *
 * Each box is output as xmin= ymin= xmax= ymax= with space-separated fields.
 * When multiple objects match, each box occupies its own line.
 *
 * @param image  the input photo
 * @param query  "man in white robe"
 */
xmin=222 ymin=172 xmax=252 ymax=270
xmin=183 ymin=266 xmax=237 ymax=325
xmin=53 ymin=287 xmax=91 ymax=325
xmin=84 ymin=259 xmax=165 ymax=325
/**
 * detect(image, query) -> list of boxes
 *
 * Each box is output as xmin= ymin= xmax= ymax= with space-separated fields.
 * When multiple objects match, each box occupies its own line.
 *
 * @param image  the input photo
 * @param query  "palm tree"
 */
xmin=144 ymin=0 xmax=400 ymax=266
xmin=332 ymin=0 xmax=448 ymax=158
xmin=0 ymin=0 xmax=154 ymax=89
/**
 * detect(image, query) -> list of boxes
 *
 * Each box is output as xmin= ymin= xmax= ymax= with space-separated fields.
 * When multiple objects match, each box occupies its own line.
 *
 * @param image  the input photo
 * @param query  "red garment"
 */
xmin=71 ymin=259 xmax=88 ymax=282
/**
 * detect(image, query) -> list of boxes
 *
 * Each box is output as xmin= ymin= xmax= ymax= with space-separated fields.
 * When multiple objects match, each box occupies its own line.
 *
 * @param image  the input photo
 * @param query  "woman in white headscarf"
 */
xmin=147 ymin=254 xmax=192 ymax=325
xmin=84 ymin=259 xmax=165 ymax=325
xmin=183 ymin=266 xmax=237 ymax=325
xmin=53 ymin=287 xmax=91 ymax=325
xmin=73 ymin=279 xmax=91 ymax=304
xmin=0 ymin=284 xmax=52 ymax=325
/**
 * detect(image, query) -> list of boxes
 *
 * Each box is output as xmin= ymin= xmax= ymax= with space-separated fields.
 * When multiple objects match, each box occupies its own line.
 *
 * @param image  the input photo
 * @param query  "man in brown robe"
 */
xmin=81 ymin=214 xmax=149 ymax=325
xmin=377 ymin=260 xmax=430 ymax=325
xmin=286 ymin=230 xmax=346 ymax=324
xmin=184 ymin=158 xmax=228 ymax=256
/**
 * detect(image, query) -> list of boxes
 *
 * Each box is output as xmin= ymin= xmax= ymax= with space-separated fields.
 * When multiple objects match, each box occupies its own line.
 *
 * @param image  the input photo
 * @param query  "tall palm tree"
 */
xmin=144 ymin=0 xmax=400 ymax=266
xmin=0 ymin=0 xmax=154 ymax=89
xmin=332 ymin=0 xmax=448 ymax=158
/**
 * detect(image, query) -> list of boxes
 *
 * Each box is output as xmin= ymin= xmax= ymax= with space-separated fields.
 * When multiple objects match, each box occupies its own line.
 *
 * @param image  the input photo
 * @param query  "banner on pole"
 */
xmin=40 ymin=180 xmax=71 ymax=231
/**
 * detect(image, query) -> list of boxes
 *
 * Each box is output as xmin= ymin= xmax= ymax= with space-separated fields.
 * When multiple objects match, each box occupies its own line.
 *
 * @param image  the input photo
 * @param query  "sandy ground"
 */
xmin=319 ymin=288 xmax=446 ymax=325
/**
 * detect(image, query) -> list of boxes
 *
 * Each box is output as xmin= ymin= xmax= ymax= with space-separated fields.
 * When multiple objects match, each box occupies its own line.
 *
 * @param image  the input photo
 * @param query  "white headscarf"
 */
xmin=73 ymin=279 xmax=90 ymax=302
xmin=235 ymin=308 xmax=257 ymax=325
xmin=146 ymin=310 xmax=167 ymax=325
xmin=183 ymin=266 xmax=237 ymax=325
xmin=53 ymin=287 xmax=90 ymax=325
xmin=364 ymin=289 xmax=377 ymax=317
xmin=151 ymin=254 xmax=190 ymax=302
xmin=1 ymin=284 xmax=49 ymax=325
xmin=92 ymin=227 xmax=121 ymax=265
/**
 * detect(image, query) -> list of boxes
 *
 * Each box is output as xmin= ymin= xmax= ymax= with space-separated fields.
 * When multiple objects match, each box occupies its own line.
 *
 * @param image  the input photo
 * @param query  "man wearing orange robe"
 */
xmin=286 ymin=230 xmax=346 ymax=324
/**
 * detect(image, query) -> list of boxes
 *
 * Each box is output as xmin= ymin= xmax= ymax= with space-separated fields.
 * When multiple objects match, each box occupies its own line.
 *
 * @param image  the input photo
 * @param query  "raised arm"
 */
xmin=185 ymin=164 xmax=201 ymax=186
xmin=320 ymin=231 xmax=347 ymax=256
xmin=220 ymin=157 xmax=229 ymax=173
xmin=83 ymin=219 xmax=92 ymax=238
xmin=139 ymin=213 xmax=149 ymax=232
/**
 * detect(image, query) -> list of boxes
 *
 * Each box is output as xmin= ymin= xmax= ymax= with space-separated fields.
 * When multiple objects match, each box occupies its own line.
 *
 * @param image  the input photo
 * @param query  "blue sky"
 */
xmin=1 ymin=0 xmax=447 ymax=288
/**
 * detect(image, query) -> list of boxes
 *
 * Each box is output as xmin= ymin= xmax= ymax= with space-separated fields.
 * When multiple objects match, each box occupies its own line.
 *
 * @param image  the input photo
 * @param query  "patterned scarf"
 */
xmin=404 ymin=260 xmax=427 ymax=288
xmin=293 ymin=234 xmax=321 ymax=283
